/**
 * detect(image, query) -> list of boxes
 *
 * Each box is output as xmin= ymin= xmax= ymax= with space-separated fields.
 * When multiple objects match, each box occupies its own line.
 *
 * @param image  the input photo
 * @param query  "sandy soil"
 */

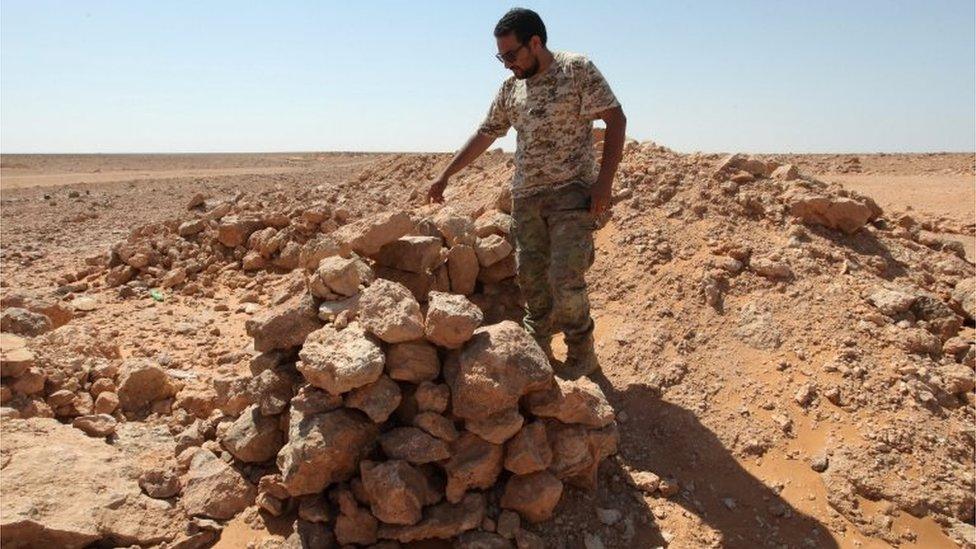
xmin=0 ymin=150 xmax=973 ymax=548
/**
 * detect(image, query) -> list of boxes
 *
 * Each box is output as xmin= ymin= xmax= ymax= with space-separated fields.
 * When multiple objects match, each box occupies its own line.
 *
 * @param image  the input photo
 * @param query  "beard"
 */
xmin=513 ymin=57 xmax=541 ymax=80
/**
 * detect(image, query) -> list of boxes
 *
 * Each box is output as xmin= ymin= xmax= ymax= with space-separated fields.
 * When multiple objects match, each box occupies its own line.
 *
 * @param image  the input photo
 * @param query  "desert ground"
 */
xmin=0 ymin=146 xmax=973 ymax=549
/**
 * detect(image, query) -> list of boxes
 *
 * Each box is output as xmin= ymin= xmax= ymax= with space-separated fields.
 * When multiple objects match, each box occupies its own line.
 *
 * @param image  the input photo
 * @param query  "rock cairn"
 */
xmin=228 ymin=248 xmax=619 ymax=545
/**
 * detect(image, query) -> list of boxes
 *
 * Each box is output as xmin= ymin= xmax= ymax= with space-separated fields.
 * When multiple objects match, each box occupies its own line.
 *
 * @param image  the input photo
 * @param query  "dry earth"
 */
xmin=0 ymin=148 xmax=973 ymax=549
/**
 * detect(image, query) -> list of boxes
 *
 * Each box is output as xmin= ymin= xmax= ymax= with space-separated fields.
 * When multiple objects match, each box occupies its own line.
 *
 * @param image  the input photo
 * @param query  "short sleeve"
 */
xmin=477 ymin=83 xmax=511 ymax=139
xmin=578 ymin=58 xmax=620 ymax=120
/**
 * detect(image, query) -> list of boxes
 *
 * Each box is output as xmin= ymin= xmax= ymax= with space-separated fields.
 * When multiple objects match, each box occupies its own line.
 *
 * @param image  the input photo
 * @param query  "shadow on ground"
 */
xmin=590 ymin=371 xmax=839 ymax=548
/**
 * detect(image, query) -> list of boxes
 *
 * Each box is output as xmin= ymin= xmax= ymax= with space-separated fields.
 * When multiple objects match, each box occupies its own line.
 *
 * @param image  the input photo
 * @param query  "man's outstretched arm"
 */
xmin=427 ymin=132 xmax=498 ymax=203
xmin=590 ymin=105 xmax=627 ymax=217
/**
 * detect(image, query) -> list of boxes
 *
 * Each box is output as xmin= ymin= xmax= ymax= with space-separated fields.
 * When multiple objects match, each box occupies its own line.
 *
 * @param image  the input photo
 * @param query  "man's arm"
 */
xmin=590 ymin=105 xmax=627 ymax=217
xmin=427 ymin=132 xmax=497 ymax=203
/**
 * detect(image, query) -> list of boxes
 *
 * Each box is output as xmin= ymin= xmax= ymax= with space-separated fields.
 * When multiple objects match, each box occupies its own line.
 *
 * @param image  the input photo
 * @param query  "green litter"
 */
xmin=149 ymin=289 xmax=164 ymax=302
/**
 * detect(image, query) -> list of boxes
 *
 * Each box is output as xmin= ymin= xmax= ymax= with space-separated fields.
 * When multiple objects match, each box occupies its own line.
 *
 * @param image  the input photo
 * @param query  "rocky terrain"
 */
xmin=0 ymin=147 xmax=973 ymax=548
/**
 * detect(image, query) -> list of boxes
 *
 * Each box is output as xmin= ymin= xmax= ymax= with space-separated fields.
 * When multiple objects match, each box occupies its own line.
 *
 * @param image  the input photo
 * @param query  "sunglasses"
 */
xmin=495 ymin=43 xmax=527 ymax=63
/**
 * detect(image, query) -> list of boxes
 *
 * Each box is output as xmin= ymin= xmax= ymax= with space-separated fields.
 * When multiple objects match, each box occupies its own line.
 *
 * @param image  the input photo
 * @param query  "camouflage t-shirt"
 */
xmin=478 ymin=51 xmax=620 ymax=198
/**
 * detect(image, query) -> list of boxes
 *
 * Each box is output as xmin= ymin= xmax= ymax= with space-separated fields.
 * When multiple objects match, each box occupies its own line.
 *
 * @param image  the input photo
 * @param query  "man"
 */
xmin=427 ymin=8 xmax=626 ymax=379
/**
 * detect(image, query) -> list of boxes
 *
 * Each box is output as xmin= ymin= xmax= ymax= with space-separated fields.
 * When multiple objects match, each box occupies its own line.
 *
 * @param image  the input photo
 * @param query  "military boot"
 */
xmin=558 ymin=333 xmax=600 ymax=380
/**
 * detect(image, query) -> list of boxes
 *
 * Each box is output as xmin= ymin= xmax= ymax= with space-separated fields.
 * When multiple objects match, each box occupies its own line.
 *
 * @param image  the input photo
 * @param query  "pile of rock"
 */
xmin=217 ymin=253 xmax=618 ymax=545
xmin=94 ymin=178 xmax=521 ymax=309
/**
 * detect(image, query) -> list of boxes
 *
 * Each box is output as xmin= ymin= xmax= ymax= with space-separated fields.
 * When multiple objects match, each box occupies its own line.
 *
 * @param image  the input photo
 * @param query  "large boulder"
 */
xmin=277 ymin=408 xmax=377 ymax=496
xmin=0 ymin=418 xmax=186 ymax=548
xmin=450 ymin=321 xmax=553 ymax=421
xmin=116 ymin=359 xmax=177 ymax=412
xmin=297 ymin=324 xmax=385 ymax=395
xmin=245 ymin=292 xmax=323 ymax=352
xmin=783 ymin=189 xmax=881 ymax=234
xmin=358 ymin=279 xmax=425 ymax=343
xmin=424 ymin=292 xmax=484 ymax=349
xmin=182 ymin=448 xmax=257 ymax=519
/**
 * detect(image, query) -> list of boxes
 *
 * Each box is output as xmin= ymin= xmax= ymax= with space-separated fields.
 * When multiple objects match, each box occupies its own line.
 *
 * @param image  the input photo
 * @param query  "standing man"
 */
xmin=428 ymin=8 xmax=626 ymax=379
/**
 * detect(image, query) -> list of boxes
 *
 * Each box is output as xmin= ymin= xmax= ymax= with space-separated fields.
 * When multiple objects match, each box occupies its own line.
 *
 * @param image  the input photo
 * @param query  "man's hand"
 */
xmin=427 ymin=175 xmax=448 ymax=204
xmin=589 ymin=179 xmax=612 ymax=219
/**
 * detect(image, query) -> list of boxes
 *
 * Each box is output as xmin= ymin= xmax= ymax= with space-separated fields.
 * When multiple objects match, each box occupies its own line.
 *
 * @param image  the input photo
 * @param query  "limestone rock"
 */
xmin=219 ymin=405 xmax=284 ymax=463
xmin=344 ymin=375 xmax=402 ymax=423
xmin=182 ymin=448 xmax=257 ymax=519
xmin=474 ymin=235 xmax=513 ymax=267
xmin=447 ymin=245 xmax=479 ymax=295
xmin=377 ymin=492 xmax=485 ymax=543
xmin=379 ymin=426 xmax=451 ymax=464
xmin=504 ymin=422 xmax=552 ymax=475
xmin=0 ymin=418 xmax=186 ymax=548
xmin=117 ymin=359 xmax=177 ymax=412
xmin=71 ymin=413 xmax=117 ymax=438
xmin=375 ymin=236 xmax=444 ymax=274
xmin=432 ymin=208 xmax=476 ymax=247
xmin=386 ymin=340 xmax=440 ymax=383
xmin=360 ymin=459 xmax=429 ymax=525
xmin=335 ymin=211 xmax=416 ymax=257
xmin=309 ymin=256 xmax=364 ymax=298
xmin=451 ymin=321 xmax=552 ymax=421
xmin=424 ymin=291 xmax=484 ymax=349
xmin=524 ymin=377 xmax=615 ymax=428
xmin=297 ymin=324 xmax=385 ymax=395
xmin=466 ymin=408 xmax=524 ymax=444
xmin=278 ymin=408 xmax=377 ymax=496
xmin=500 ymin=471 xmax=564 ymax=523
xmin=245 ymin=292 xmax=323 ymax=352
xmin=784 ymin=189 xmax=881 ymax=234
xmin=358 ymin=279 xmax=425 ymax=343
xmin=0 ymin=307 xmax=52 ymax=336
xmin=443 ymin=432 xmax=504 ymax=503
xmin=867 ymin=288 xmax=917 ymax=316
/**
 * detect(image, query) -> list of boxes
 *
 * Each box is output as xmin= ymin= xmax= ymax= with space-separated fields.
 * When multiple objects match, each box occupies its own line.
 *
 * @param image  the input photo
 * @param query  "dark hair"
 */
xmin=494 ymin=8 xmax=547 ymax=46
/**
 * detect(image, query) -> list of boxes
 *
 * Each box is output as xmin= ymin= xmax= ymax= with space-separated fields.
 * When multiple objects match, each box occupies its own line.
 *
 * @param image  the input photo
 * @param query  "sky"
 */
xmin=1 ymin=1 xmax=974 ymax=154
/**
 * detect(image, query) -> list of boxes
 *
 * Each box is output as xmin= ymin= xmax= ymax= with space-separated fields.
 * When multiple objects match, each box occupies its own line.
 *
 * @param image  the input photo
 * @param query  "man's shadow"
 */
xmin=589 ymin=371 xmax=840 ymax=549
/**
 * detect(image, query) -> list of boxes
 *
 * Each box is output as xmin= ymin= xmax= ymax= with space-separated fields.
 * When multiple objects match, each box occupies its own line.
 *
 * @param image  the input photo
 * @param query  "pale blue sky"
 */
xmin=2 ymin=1 xmax=974 ymax=153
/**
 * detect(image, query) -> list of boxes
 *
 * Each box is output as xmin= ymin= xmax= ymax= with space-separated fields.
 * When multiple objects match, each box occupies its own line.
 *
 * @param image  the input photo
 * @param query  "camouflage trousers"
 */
xmin=511 ymin=182 xmax=596 ymax=347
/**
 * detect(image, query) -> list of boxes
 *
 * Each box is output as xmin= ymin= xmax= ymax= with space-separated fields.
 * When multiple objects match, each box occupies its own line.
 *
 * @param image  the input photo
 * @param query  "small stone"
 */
xmin=71 ymin=414 xmax=117 ymax=437
xmin=810 ymin=453 xmax=829 ymax=472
